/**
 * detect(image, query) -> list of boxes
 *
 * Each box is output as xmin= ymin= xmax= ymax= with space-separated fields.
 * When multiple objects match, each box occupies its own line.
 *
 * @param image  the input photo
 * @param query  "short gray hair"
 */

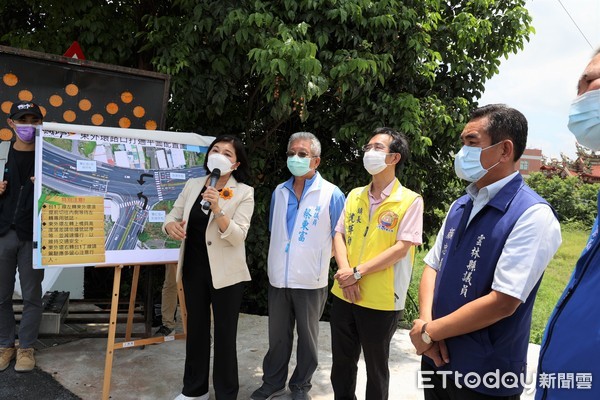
xmin=287 ymin=131 xmax=321 ymax=156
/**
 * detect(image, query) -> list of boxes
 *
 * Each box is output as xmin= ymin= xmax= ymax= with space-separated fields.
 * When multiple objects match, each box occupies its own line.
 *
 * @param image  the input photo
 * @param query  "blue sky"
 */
xmin=479 ymin=0 xmax=600 ymax=160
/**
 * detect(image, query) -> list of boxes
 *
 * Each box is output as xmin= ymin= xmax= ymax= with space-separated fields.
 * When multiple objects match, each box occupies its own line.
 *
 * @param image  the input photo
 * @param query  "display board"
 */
xmin=0 ymin=45 xmax=170 ymax=141
xmin=33 ymin=122 xmax=214 ymax=268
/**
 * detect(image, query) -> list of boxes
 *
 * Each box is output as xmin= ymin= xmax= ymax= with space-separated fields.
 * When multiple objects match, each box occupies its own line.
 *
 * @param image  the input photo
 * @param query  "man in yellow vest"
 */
xmin=331 ymin=127 xmax=424 ymax=400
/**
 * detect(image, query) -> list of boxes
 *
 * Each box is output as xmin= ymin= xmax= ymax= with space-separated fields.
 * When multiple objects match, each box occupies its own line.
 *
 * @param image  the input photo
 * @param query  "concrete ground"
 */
xmin=2 ymin=313 xmax=540 ymax=400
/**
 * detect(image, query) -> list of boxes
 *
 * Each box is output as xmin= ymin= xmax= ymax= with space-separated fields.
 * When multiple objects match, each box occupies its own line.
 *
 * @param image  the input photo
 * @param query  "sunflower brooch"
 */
xmin=220 ymin=187 xmax=233 ymax=200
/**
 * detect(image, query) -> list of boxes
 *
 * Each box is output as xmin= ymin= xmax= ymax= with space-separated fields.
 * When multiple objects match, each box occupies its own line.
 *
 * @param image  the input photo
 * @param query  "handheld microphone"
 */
xmin=202 ymin=168 xmax=221 ymax=210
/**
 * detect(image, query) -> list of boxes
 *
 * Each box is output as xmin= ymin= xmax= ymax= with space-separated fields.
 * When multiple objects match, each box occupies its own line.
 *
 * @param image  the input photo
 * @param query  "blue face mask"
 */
xmin=454 ymin=142 xmax=501 ymax=182
xmin=287 ymin=155 xmax=312 ymax=177
xmin=568 ymin=89 xmax=600 ymax=150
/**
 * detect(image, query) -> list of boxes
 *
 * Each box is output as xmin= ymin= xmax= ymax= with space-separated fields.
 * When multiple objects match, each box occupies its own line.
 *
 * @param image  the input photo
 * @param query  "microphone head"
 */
xmin=212 ymin=168 xmax=221 ymax=178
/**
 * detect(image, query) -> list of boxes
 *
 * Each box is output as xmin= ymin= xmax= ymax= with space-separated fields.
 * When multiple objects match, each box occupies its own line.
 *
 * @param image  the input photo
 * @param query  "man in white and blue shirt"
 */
xmin=251 ymin=132 xmax=345 ymax=400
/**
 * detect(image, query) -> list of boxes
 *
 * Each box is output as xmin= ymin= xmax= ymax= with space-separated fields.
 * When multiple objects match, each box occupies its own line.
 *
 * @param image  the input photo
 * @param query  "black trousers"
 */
xmin=421 ymin=360 xmax=521 ymax=400
xmin=330 ymin=296 xmax=400 ymax=400
xmin=181 ymin=261 xmax=245 ymax=400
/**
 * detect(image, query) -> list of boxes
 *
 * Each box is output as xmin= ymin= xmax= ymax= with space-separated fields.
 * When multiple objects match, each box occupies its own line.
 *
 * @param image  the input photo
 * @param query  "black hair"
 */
xmin=470 ymin=104 xmax=527 ymax=161
xmin=369 ymin=127 xmax=410 ymax=173
xmin=203 ymin=134 xmax=251 ymax=183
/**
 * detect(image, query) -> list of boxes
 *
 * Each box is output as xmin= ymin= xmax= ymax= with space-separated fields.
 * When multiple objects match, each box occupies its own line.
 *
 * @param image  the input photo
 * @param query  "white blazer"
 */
xmin=163 ymin=175 xmax=254 ymax=289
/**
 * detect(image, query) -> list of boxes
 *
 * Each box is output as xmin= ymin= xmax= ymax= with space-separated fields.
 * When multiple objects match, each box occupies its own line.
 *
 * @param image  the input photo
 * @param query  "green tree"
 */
xmin=1 ymin=0 xmax=534 ymax=314
xmin=526 ymin=172 xmax=599 ymax=226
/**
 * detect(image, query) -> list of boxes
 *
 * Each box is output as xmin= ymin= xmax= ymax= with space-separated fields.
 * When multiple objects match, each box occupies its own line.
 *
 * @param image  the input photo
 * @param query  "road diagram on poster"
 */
xmin=33 ymin=122 xmax=214 ymax=268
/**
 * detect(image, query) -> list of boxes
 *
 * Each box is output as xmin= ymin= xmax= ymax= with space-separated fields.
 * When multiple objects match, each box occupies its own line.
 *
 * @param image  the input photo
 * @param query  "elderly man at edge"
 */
xmin=251 ymin=131 xmax=345 ymax=400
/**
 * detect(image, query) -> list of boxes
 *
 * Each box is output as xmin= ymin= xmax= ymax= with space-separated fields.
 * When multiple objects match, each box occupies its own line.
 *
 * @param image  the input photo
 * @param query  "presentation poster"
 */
xmin=33 ymin=122 xmax=214 ymax=268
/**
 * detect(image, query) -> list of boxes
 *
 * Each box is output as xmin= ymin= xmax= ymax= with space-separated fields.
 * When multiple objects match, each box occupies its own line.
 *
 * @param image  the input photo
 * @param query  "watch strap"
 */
xmin=421 ymin=322 xmax=434 ymax=343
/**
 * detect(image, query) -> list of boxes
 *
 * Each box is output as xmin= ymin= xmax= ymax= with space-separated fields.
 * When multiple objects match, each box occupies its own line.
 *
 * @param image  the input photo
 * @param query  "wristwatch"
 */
xmin=353 ymin=266 xmax=362 ymax=280
xmin=215 ymin=209 xmax=226 ymax=218
xmin=421 ymin=323 xmax=434 ymax=345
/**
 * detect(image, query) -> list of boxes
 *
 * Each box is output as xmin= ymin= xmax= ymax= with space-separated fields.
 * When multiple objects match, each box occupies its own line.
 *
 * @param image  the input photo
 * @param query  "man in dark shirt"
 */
xmin=0 ymin=101 xmax=43 ymax=373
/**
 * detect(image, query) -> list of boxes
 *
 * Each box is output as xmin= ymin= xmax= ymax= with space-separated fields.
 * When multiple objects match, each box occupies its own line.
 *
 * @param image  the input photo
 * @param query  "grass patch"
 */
xmin=403 ymin=227 xmax=589 ymax=344
xmin=529 ymin=227 xmax=588 ymax=343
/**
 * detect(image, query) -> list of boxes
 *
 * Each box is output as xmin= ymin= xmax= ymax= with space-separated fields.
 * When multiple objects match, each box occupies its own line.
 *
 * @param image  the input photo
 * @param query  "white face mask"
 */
xmin=207 ymin=153 xmax=234 ymax=174
xmin=363 ymin=150 xmax=389 ymax=175
xmin=568 ymin=89 xmax=600 ymax=150
xmin=454 ymin=142 xmax=501 ymax=182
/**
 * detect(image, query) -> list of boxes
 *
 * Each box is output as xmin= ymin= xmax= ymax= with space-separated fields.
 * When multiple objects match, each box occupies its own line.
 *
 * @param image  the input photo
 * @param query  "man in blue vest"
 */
xmin=536 ymin=48 xmax=600 ymax=400
xmin=410 ymin=104 xmax=562 ymax=399
xmin=251 ymin=132 xmax=345 ymax=400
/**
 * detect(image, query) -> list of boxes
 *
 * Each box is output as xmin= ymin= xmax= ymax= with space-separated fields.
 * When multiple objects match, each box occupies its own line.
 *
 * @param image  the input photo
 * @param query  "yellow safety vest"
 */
xmin=332 ymin=179 xmax=420 ymax=310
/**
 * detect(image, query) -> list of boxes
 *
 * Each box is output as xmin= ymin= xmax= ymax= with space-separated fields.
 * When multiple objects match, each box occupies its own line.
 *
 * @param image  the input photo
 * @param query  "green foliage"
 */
xmin=526 ymin=172 xmax=599 ymax=226
xmin=0 ymin=0 xmax=162 ymax=68
xmin=80 ymin=141 xmax=97 ymax=158
xmin=530 ymin=228 xmax=589 ymax=344
xmin=138 ymin=231 xmax=150 ymax=242
xmin=1 ymin=0 xmax=534 ymax=314
xmin=44 ymin=138 xmax=71 ymax=152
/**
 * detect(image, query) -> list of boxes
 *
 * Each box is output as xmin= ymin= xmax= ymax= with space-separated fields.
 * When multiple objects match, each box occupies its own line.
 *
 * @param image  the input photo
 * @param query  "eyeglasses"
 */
xmin=286 ymin=151 xmax=314 ymax=158
xmin=362 ymin=143 xmax=389 ymax=152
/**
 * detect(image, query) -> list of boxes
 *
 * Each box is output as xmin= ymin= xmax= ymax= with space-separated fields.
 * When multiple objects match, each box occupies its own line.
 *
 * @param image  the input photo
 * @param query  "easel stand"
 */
xmin=102 ymin=263 xmax=187 ymax=400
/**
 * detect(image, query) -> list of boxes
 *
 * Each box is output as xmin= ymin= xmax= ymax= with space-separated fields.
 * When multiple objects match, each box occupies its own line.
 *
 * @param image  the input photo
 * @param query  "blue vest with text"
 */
xmin=426 ymin=174 xmax=552 ymax=396
xmin=535 ymin=190 xmax=600 ymax=400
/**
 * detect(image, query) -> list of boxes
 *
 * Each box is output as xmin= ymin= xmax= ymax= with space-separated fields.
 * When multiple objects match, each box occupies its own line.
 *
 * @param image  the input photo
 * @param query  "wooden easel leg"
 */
xmin=125 ymin=265 xmax=140 ymax=341
xmin=102 ymin=265 xmax=123 ymax=400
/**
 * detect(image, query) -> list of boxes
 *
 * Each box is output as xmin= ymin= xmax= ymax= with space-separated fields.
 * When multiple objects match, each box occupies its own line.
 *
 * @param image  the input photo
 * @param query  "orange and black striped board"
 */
xmin=0 ymin=45 xmax=169 ymax=141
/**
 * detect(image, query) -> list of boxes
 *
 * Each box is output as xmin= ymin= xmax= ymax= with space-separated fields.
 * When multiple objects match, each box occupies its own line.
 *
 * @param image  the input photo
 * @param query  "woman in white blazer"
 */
xmin=163 ymin=135 xmax=254 ymax=400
